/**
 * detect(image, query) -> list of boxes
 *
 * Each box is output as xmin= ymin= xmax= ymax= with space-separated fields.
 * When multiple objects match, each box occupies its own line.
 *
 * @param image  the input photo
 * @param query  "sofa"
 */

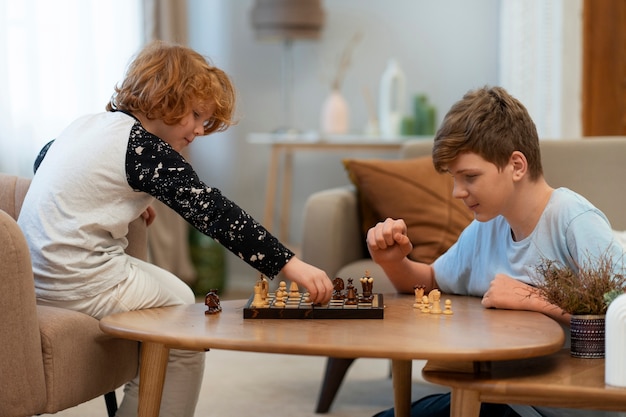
xmin=301 ymin=137 xmax=626 ymax=412
xmin=0 ymin=173 xmax=143 ymax=417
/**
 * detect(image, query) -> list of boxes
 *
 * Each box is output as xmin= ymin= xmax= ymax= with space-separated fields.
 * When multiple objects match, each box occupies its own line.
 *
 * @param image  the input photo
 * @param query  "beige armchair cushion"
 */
xmin=343 ymin=156 xmax=473 ymax=264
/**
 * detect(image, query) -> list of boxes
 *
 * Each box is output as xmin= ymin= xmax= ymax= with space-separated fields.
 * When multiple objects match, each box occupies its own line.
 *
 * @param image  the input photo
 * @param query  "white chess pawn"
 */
xmin=274 ymin=281 xmax=287 ymax=307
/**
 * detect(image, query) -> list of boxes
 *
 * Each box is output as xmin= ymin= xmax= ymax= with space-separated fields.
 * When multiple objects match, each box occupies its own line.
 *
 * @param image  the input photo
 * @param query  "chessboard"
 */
xmin=243 ymin=274 xmax=384 ymax=319
xmin=243 ymin=292 xmax=384 ymax=319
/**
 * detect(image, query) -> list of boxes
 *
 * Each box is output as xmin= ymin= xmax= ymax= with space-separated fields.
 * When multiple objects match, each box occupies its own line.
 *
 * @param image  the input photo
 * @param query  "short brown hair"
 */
xmin=106 ymin=40 xmax=236 ymax=135
xmin=432 ymin=86 xmax=542 ymax=180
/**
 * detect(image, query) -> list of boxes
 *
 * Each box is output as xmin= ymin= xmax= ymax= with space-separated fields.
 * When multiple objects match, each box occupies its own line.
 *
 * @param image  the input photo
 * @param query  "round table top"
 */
xmin=100 ymin=293 xmax=565 ymax=362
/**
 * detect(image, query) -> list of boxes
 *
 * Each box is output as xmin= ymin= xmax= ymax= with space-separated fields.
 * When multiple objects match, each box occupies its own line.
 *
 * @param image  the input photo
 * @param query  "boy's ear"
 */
xmin=510 ymin=151 xmax=527 ymax=180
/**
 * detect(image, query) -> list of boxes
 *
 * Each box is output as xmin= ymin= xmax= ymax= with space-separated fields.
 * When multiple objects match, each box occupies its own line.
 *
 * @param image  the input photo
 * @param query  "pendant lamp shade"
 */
xmin=251 ymin=0 xmax=325 ymax=41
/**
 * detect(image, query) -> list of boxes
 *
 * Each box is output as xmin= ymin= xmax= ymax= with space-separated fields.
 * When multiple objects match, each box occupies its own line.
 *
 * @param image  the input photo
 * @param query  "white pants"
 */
xmin=38 ymin=256 xmax=205 ymax=417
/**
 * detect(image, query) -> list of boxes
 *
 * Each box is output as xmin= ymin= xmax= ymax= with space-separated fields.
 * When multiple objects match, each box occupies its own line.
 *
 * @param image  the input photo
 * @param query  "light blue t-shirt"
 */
xmin=433 ymin=187 xmax=625 ymax=295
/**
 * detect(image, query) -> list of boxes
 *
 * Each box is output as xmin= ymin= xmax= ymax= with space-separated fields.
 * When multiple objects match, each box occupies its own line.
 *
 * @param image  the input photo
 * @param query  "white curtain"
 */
xmin=498 ymin=0 xmax=582 ymax=139
xmin=0 ymin=0 xmax=143 ymax=176
xmin=0 ymin=0 xmax=195 ymax=283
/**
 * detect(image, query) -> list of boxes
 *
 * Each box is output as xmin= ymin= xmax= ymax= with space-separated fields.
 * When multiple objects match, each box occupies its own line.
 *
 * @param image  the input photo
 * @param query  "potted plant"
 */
xmin=532 ymin=251 xmax=626 ymax=358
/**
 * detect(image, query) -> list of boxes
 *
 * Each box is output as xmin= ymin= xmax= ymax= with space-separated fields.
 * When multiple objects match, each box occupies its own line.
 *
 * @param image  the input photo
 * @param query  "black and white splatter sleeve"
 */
xmin=125 ymin=121 xmax=293 ymax=278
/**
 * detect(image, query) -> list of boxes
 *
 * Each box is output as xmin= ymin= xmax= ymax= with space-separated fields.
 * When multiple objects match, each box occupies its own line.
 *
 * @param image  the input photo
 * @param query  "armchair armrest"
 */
xmin=300 ymin=186 xmax=367 ymax=278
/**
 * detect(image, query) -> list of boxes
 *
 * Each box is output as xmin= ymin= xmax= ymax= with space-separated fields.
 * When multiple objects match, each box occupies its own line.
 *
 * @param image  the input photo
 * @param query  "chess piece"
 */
xmin=413 ymin=285 xmax=425 ymax=308
xmin=205 ymin=289 xmax=222 ymax=314
xmin=332 ymin=277 xmax=345 ymax=300
xmin=420 ymin=295 xmax=430 ymax=313
xmin=360 ymin=271 xmax=374 ymax=297
xmin=345 ymin=278 xmax=358 ymax=305
xmin=274 ymin=281 xmax=288 ymax=307
xmin=429 ymin=289 xmax=442 ymax=314
xmin=359 ymin=271 xmax=374 ymax=303
xmin=260 ymin=275 xmax=270 ymax=300
xmin=443 ymin=299 xmax=453 ymax=315
xmin=251 ymin=283 xmax=266 ymax=308
xmin=288 ymin=281 xmax=300 ymax=299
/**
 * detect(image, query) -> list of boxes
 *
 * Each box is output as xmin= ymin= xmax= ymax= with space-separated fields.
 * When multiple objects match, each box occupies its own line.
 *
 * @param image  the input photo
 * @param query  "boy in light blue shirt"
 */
xmin=369 ymin=86 xmax=624 ymax=417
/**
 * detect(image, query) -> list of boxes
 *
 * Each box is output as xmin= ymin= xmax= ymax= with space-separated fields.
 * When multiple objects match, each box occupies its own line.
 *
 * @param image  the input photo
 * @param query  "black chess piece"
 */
xmin=345 ymin=278 xmax=358 ymax=305
xmin=205 ymin=288 xmax=222 ymax=314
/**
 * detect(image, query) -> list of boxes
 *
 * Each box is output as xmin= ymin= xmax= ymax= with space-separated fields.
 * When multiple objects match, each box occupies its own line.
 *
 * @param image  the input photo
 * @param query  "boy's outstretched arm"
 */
xmin=367 ymin=218 xmax=436 ymax=294
xmin=482 ymin=273 xmax=571 ymax=326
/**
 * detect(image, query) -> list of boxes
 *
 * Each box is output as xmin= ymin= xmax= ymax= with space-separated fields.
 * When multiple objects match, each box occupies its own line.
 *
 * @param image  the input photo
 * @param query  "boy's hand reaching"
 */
xmin=280 ymin=256 xmax=333 ymax=304
xmin=366 ymin=218 xmax=413 ymax=265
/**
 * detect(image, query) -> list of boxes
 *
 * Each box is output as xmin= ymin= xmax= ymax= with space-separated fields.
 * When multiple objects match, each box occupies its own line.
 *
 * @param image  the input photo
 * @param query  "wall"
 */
xmin=187 ymin=0 xmax=501 ymax=285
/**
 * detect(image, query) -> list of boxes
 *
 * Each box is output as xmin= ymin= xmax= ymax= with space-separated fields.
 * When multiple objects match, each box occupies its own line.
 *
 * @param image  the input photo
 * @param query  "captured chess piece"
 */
xmin=443 ymin=299 xmax=453 ymax=315
xmin=420 ymin=295 xmax=430 ymax=313
xmin=429 ymin=289 xmax=442 ymax=314
xmin=413 ymin=285 xmax=425 ymax=309
xmin=205 ymin=289 xmax=222 ymax=314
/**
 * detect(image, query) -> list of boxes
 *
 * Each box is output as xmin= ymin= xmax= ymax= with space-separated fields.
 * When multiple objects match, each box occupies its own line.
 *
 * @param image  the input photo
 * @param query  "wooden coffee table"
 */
xmin=99 ymin=294 xmax=565 ymax=417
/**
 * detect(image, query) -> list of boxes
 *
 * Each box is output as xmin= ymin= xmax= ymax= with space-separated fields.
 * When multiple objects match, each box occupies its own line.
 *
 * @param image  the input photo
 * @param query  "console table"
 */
xmin=248 ymin=133 xmax=427 ymax=242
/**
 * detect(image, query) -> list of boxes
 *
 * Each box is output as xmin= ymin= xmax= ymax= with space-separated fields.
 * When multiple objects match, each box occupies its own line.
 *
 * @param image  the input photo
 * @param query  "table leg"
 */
xmin=391 ymin=359 xmax=412 ymax=417
xmin=450 ymin=388 xmax=481 ymax=417
xmin=138 ymin=342 xmax=170 ymax=417
xmin=263 ymin=145 xmax=281 ymax=233
xmin=279 ymin=148 xmax=293 ymax=242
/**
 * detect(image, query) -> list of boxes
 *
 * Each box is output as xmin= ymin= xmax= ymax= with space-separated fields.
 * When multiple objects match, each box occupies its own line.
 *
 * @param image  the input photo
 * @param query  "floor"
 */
xmin=41 ymin=352 xmax=447 ymax=417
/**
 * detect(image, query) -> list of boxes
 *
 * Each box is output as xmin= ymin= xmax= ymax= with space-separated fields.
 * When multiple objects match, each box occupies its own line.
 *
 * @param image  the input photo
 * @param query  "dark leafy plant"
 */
xmin=532 ymin=251 xmax=626 ymax=315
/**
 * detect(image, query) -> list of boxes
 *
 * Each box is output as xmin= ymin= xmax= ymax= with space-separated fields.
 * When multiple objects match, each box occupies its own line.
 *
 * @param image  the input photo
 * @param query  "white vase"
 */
xmin=320 ymin=89 xmax=349 ymax=135
xmin=378 ymin=58 xmax=406 ymax=139
xmin=606 ymin=292 xmax=626 ymax=386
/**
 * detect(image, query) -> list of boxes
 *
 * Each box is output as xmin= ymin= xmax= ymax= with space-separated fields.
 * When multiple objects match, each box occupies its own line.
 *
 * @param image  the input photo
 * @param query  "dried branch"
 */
xmin=532 ymin=251 xmax=626 ymax=315
xmin=331 ymin=32 xmax=363 ymax=91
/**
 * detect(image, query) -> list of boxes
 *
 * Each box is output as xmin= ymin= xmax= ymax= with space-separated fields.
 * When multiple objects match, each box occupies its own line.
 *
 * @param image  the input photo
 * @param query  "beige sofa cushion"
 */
xmin=343 ymin=156 xmax=474 ymax=264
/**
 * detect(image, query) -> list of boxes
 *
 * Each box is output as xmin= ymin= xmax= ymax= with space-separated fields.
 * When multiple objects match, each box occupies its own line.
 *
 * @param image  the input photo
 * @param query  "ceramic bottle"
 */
xmin=378 ymin=59 xmax=406 ymax=139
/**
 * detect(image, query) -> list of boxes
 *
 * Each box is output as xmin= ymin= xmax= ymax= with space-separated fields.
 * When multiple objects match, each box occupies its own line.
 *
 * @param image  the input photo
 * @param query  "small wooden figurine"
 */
xmin=205 ymin=289 xmax=222 ymax=314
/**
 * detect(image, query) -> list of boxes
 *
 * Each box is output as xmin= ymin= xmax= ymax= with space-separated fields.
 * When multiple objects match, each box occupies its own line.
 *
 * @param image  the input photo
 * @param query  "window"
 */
xmin=0 ymin=0 xmax=142 ymax=176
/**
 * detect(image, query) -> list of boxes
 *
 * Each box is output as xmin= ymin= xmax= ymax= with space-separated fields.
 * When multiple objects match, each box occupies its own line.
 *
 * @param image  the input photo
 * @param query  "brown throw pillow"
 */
xmin=343 ymin=156 xmax=474 ymax=264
